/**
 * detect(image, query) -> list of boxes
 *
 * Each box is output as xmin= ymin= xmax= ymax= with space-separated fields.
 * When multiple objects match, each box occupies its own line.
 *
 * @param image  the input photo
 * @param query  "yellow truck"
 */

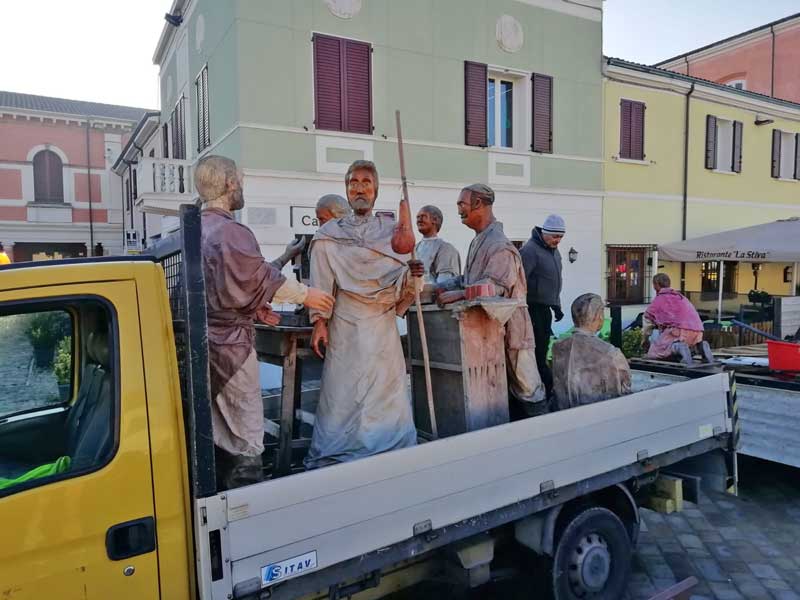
xmin=0 ymin=206 xmax=738 ymax=600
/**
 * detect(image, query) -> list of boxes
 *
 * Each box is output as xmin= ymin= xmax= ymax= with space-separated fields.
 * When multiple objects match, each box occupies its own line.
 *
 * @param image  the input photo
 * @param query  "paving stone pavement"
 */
xmin=625 ymin=456 xmax=800 ymax=600
xmin=0 ymin=314 xmax=61 ymax=416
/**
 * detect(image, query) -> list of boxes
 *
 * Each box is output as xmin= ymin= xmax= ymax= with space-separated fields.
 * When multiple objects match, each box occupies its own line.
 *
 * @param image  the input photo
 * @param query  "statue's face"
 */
xmin=346 ymin=168 xmax=376 ymax=216
xmin=416 ymin=210 xmax=437 ymax=237
xmin=542 ymin=232 xmax=563 ymax=249
xmin=315 ymin=207 xmax=336 ymax=226
xmin=457 ymin=191 xmax=483 ymax=230
xmin=228 ymin=171 xmax=245 ymax=211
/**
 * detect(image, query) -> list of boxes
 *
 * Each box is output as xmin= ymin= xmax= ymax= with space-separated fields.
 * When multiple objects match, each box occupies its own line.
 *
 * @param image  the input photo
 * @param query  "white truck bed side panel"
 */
xmin=222 ymin=374 xmax=730 ymax=588
xmin=632 ymin=370 xmax=800 ymax=468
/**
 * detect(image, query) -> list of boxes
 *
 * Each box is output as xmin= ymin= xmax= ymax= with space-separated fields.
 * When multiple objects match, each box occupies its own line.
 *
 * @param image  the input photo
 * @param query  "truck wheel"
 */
xmin=550 ymin=507 xmax=632 ymax=600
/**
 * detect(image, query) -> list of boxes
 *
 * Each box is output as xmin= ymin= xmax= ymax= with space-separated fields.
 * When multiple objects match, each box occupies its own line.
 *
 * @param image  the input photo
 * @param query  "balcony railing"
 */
xmin=136 ymin=158 xmax=195 ymax=215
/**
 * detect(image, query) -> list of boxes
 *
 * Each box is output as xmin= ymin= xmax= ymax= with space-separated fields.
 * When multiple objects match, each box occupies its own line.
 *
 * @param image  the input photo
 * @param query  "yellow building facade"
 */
xmin=602 ymin=58 xmax=800 ymax=315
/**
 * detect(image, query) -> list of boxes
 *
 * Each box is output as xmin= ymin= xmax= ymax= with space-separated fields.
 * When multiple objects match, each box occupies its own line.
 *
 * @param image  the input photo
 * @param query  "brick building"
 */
xmin=656 ymin=12 xmax=800 ymax=103
xmin=0 ymin=92 xmax=151 ymax=261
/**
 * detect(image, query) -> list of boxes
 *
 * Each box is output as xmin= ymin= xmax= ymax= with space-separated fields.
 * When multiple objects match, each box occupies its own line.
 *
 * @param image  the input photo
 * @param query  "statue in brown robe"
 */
xmin=437 ymin=184 xmax=546 ymax=417
xmin=197 ymin=155 xmax=334 ymax=489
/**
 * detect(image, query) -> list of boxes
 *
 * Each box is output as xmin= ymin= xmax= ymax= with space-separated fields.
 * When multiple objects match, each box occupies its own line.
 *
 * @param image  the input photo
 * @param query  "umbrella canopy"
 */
xmin=658 ymin=218 xmax=800 ymax=263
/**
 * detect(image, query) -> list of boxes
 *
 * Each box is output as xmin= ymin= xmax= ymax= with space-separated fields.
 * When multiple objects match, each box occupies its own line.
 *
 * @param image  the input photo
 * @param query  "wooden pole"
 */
xmin=395 ymin=110 xmax=438 ymax=439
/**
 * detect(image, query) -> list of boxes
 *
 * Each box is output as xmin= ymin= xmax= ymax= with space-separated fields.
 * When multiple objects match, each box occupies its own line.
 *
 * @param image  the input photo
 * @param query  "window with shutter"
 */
xmin=731 ymin=121 xmax=743 ymax=173
xmin=532 ymin=73 xmax=553 ymax=154
xmin=771 ymin=129 xmax=781 ymax=178
xmin=464 ymin=61 xmax=487 ymax=147
xmin=170 ymin=96 xmax=186 ymax=160
xmin=705 ymin=115 xmax=717 ymax=170
xmin=162 ymin=123 xmax=169 ymax=158
xmin=196 ymin=65 xmax=211 ymax=152
xmin=619 ymin=99 xmax=645 ymax=160
xmin=32 ymin=150 xmax=64 ymax=203
xmin=795 ymin=134 xmax=800 ymax=180
xmin=313 ymin=34 xmax=372 ymax=135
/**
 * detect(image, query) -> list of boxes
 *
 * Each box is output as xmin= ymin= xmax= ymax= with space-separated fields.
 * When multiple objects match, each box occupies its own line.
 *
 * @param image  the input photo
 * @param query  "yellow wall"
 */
xmin=603 ymin=75 xmax=800 ymax=299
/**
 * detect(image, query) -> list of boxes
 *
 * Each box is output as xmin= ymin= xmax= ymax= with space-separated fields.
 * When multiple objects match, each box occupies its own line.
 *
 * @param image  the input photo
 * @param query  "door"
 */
xmin=607 ymin=247 xmax=646 ymax=304
xmin=0 ymin=281 xmax=159 ymax=599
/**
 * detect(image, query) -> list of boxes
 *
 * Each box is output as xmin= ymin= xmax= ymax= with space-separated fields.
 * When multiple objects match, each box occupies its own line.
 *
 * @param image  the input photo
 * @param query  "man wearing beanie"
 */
xmin=520 ymin=214 xmax=565 ymax=399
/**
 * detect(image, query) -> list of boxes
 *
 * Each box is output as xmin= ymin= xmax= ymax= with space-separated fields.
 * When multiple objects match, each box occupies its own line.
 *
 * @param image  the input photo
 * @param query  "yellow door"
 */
xmin=0 ymin=280 xmax=159 ymax=599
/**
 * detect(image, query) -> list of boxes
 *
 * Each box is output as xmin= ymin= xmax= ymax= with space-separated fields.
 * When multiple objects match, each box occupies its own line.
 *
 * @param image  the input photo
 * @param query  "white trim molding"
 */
xmin=315 ymin=135 xmax=374 ymax=175
xmin=489 ymin=151 xmax=531 ymax=186
xmin=513 ymin=0 xmax=601 ymax=22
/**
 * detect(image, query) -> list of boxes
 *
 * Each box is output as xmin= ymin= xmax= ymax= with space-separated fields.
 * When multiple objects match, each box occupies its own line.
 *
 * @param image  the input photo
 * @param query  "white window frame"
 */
xmin=727 ymin=79 xmax=746 ymax=90
xmin=486 ymin=67 xmax=530 ymax=153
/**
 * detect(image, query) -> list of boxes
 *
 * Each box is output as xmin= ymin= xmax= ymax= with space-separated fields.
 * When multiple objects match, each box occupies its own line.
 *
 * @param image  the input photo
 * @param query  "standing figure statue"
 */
xmin=305 ymin=160 xmax=424 ymax=469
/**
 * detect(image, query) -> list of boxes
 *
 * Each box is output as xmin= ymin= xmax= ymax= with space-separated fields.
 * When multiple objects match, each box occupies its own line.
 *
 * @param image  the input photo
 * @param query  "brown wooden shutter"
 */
xmin=795 ymin=134 xmax=800 ymax=180
xmin=630 ymin=101 xmax=645 ymax=160
xmin=619 ymin=100 xmax=632 ymax=159
xmin=532 ymin=73 xmax=553 ymax=153
xmin=343 ymin=39 xmax=372 ymax=134
xmin=314 ymin=34 xmax=343 ymax=132
xmin=33 ymin=150 xmax=64 ymax=203
xmin=771 ymin=129 xmax=782 ymax=178
xmin=732 ymin=120 xmax=743 ymax=173
xmin=705 ymin=115 xmax=717 ymax=170
xmin=464 ymin=61 xmax=487 ymax=147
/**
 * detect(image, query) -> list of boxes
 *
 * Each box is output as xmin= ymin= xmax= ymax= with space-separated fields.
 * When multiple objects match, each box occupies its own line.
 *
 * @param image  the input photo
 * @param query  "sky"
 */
xmin=0 ymin=1 xmax=798 ymax=110
xmin=603 ymin=0 xmax=799 ymax=64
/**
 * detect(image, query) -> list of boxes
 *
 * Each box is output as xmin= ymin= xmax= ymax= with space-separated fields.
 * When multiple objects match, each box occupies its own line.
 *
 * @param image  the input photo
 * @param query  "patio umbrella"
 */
xmin=658 ymin=218 xmax=800 ymax=320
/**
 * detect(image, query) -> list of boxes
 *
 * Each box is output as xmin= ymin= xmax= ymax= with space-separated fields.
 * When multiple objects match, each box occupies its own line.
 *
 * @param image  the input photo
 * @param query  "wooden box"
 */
xmin=407 ymin=302 xmax=510 ymax=438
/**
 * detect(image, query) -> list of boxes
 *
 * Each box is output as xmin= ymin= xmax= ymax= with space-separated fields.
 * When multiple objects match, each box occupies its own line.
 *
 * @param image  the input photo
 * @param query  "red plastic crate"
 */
xmin=767 ymin=340 xmax=800 ymax=371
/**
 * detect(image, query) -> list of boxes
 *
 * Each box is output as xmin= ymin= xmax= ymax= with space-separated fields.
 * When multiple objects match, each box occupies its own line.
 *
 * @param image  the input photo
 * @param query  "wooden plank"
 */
xmin=273 ymin=337 xmax=297 ymax=477
xmin=225 ymin=375 xmax=730 ymax=565
xmin=647 ymin=577 xmax=698 ymax=600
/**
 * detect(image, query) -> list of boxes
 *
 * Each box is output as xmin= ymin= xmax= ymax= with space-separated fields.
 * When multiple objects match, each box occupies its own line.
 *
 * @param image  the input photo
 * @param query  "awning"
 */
xmin=658 ymin=217 xmax=800 ymax=263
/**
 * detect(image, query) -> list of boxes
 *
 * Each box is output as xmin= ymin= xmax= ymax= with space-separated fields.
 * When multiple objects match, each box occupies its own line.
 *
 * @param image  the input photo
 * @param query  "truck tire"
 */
xmin=550 ymin=507 xmax=632 ymax=600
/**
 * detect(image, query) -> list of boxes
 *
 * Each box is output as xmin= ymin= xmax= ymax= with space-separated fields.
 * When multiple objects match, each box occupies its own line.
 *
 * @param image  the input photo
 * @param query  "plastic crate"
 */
xmin=767 ymin=340 xmax=800 ymax=371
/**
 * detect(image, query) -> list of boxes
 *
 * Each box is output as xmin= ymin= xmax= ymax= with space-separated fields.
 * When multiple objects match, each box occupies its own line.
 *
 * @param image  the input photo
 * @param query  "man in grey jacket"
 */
xmin=520 ymin=214 xmax=565 ymax=399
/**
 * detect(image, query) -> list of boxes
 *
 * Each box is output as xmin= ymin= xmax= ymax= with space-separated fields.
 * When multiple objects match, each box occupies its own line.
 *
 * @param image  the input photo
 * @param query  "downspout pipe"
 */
xmin=86 ymin=118 xmax=95 ymax=256
xmin=770 ymin=25 xmax=776 ymax=97
xmin=680 ymin=82 xmax=695 ymax=293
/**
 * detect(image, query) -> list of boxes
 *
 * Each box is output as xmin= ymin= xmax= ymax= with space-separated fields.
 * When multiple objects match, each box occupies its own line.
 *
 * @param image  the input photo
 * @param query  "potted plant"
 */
xmin=25 ymin=312 xmax=69 ymax=369
xmin=54 ymin=336 xmax=73 ymax=402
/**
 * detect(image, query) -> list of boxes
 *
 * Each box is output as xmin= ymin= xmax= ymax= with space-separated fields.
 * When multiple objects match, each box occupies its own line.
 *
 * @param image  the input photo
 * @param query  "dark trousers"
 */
xmin=528 ymin=303 xmax=554 ymax=397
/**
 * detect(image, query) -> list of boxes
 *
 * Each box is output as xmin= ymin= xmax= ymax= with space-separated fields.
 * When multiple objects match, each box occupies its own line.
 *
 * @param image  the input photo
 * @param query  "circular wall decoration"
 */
xmin=195 ymin=14 xmax=206 ymax=52
xmin=496 ymin=15 xmax=524 ymax=53
xmin=324 ymin=0 xmax=362 ymax=20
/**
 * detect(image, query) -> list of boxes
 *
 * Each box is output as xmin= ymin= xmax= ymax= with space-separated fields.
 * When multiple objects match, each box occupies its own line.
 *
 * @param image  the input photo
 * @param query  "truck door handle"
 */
xmin=106 ymin=517 xmax=157 ymax=561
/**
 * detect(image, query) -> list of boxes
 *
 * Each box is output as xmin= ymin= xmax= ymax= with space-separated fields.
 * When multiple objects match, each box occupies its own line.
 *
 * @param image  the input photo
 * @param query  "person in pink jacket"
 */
xmin=643 ymin=273 xmax=714 ymax=365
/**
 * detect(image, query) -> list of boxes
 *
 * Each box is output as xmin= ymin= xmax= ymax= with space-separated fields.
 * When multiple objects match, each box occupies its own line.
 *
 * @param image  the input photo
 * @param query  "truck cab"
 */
xmin=0 ymin=258 xmax=194 ymax=599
